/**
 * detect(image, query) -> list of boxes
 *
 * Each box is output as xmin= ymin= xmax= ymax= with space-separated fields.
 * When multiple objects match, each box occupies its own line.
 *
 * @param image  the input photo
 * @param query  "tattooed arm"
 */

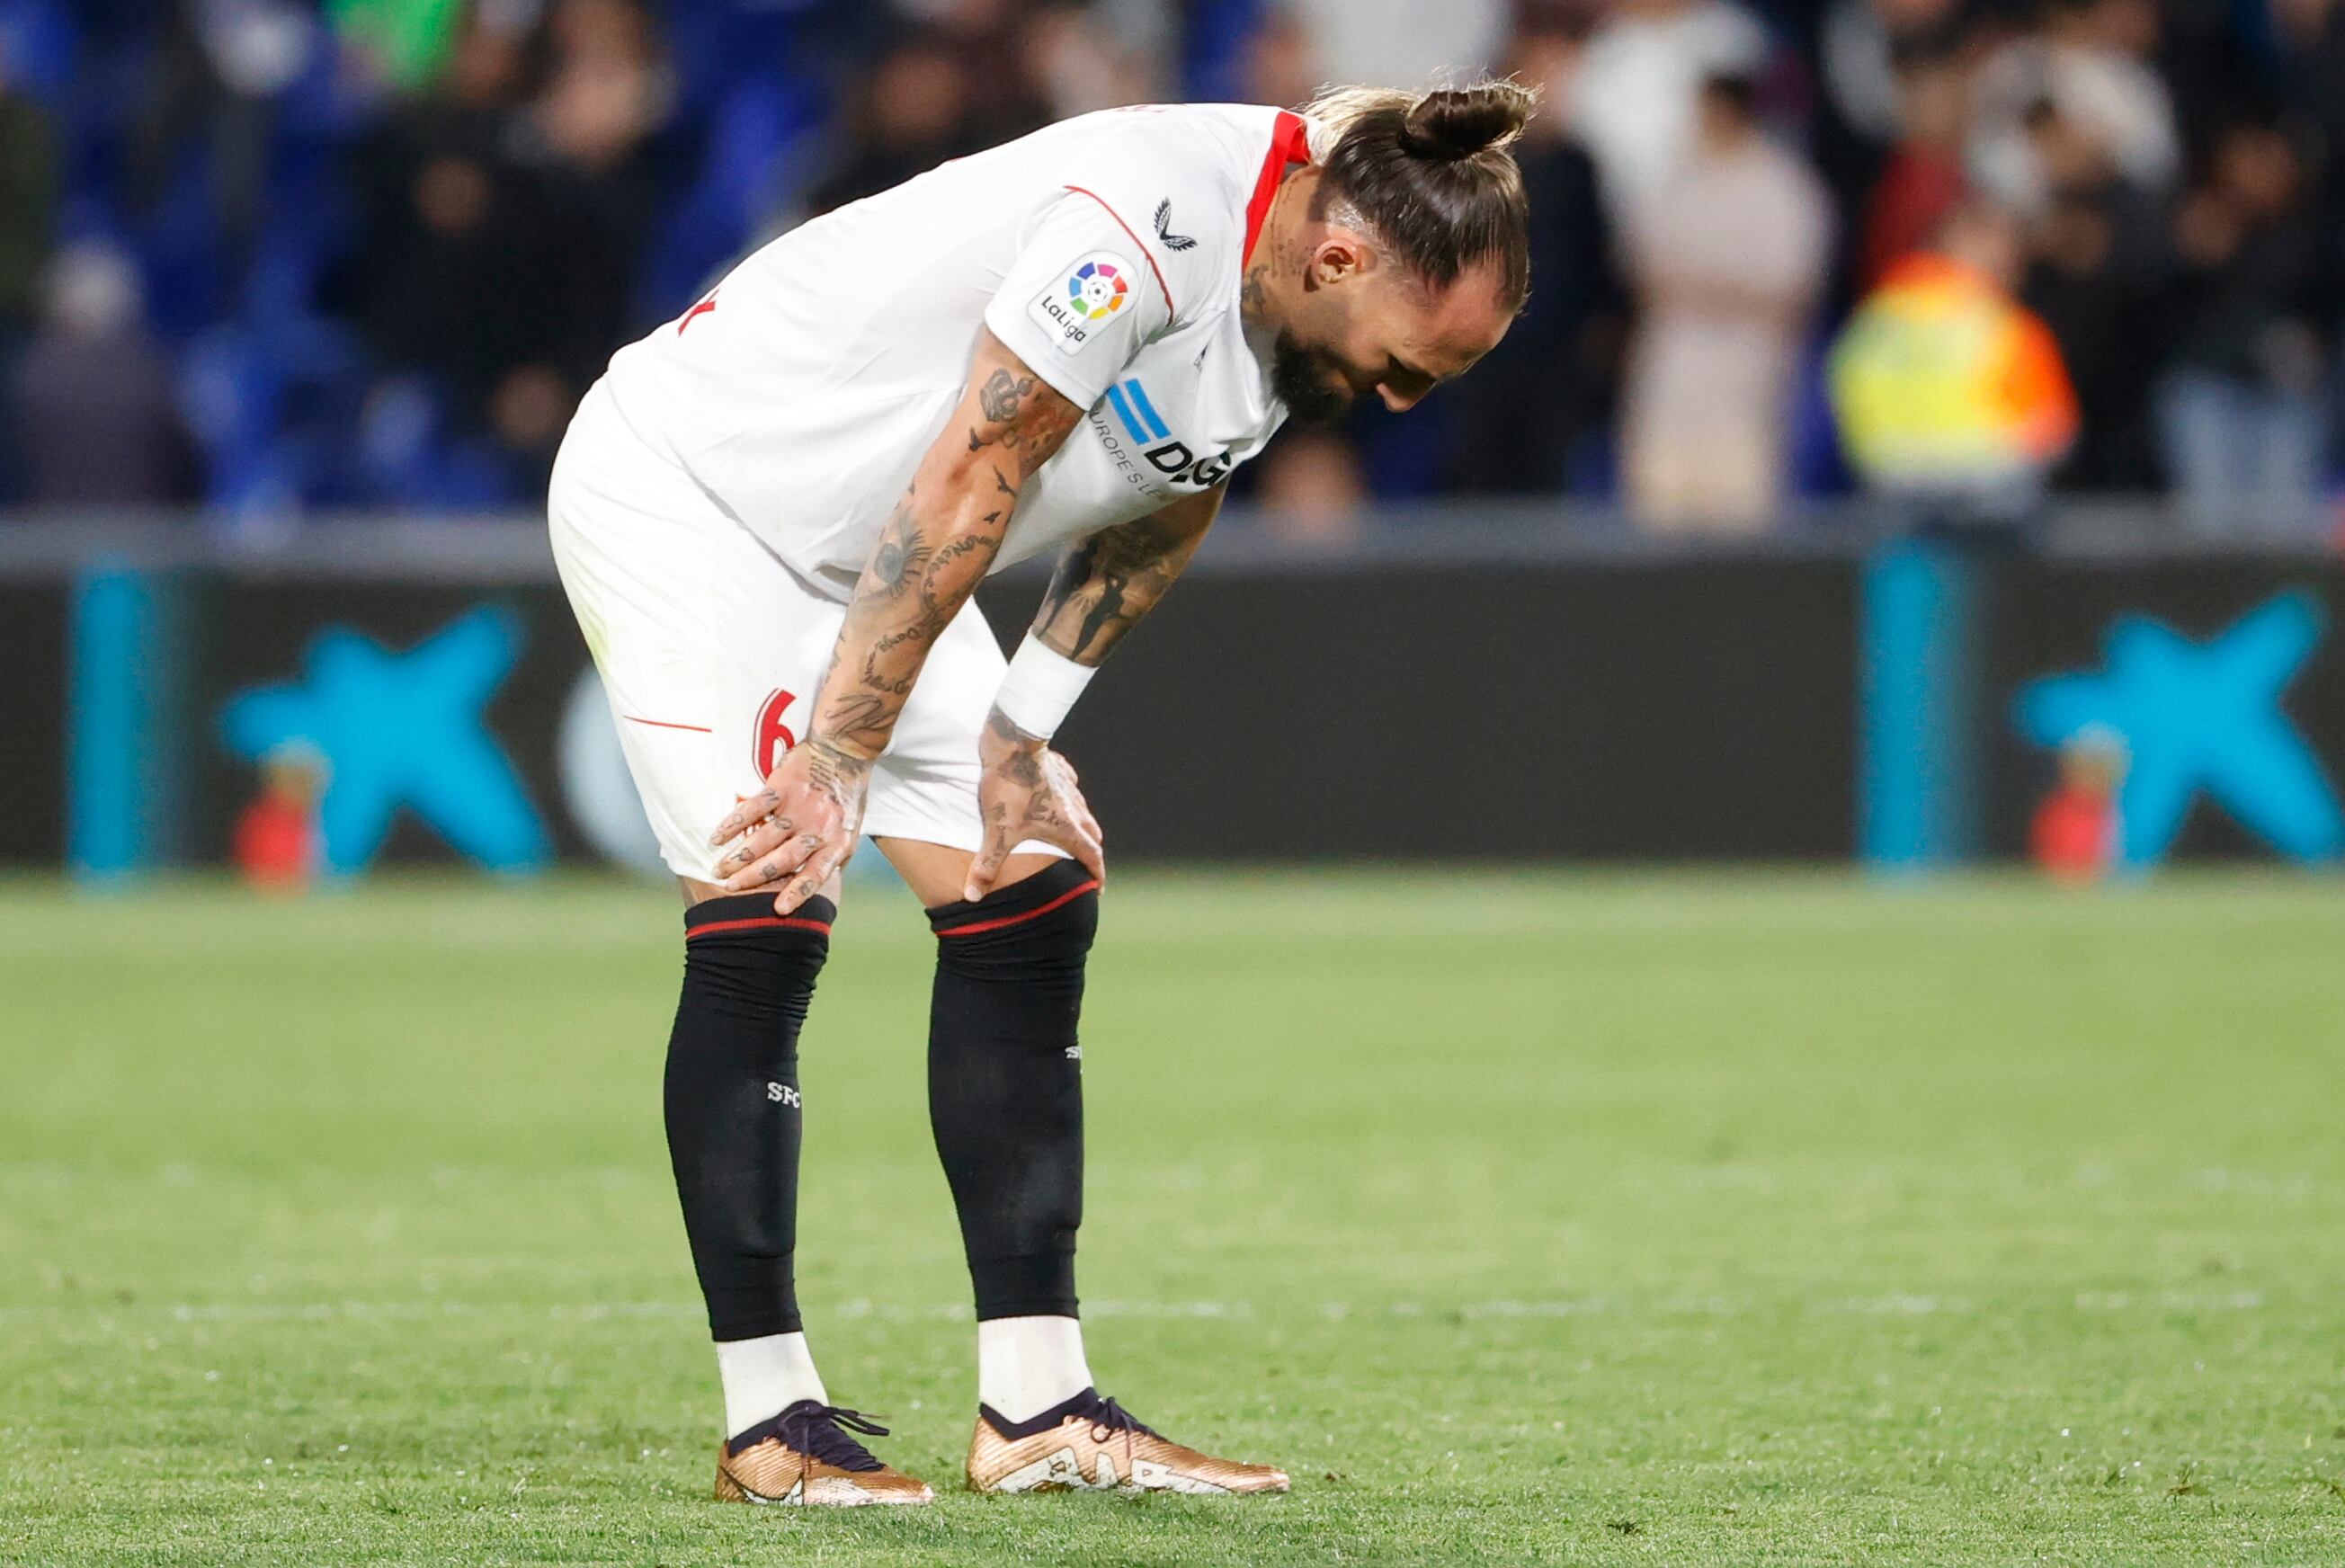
xmin=709 ymin=327 xmax=1082 ymax=911
xmin=959 ymin=484 xmax=1222 ymax=901
xmin=1030 ymin=483 xmax=1222 ymax=668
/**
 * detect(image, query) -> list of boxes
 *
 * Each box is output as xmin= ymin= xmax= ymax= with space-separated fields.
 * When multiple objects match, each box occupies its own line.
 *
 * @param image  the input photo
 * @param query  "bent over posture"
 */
xmin=548 ymin=81 xmax=1534 ymax=1505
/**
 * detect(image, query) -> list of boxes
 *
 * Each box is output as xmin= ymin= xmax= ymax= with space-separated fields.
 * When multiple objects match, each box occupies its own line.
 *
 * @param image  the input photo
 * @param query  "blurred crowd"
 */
xmin=2 ymin=0 xmax=2344 ymax=538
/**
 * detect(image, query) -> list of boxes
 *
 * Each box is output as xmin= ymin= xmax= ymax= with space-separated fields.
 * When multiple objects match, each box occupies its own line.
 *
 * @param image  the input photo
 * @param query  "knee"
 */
xmin=680 ymin=892 xmax=836 ymax=1020
xmin=926 ymin=860 xmax=1099 ymax=983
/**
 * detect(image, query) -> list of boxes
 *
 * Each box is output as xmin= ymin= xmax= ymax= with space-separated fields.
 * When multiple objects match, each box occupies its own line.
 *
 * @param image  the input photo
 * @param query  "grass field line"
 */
xmin=4 ymin=1160 xmax=2334 ymax=1198
xmin=0 ymin=1287 xmax=2282 ymax=1329
xmin=4 ymin=869 xmax=2343 ymax=961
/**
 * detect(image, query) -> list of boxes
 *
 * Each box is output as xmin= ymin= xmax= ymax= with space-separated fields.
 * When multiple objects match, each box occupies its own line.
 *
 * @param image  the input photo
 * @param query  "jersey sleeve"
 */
xmin=983 ymin=186 xmax=1176 ymax=410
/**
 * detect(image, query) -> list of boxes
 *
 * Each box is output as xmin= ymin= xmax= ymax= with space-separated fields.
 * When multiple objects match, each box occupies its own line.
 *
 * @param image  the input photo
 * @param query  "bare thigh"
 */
xmin=678 ymin=871 xmax=846 ymax=908
xmin=875 ymin=839 xmax=1066 ymax=910
xmin=679 ymin=839 xmax=1059 ymax=911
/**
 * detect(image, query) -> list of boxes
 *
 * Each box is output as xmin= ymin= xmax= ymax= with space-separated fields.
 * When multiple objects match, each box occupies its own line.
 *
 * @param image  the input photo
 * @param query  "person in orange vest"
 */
xmin=1829 ymin=200 xmax=2080 ymax=524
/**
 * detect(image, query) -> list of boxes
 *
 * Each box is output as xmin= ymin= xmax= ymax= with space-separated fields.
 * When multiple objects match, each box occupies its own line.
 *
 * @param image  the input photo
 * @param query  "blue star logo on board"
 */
xmin=2012 ymin=591 xmax=2345 ymax=867
xmin=220 ymin=605 xmax=551 ymax=875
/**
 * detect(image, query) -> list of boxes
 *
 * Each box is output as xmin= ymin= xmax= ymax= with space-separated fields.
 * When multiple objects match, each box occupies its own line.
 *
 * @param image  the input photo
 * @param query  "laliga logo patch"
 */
xmin=1066 ymin=260 xmax=1129 ymax=317
xmin=1029 ymin=250 xmax=1134 ymax=355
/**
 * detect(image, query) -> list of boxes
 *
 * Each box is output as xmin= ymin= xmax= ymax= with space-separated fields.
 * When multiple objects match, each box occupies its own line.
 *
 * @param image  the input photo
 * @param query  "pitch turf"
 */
xmin=4 ymin=869 xmax=2344 ymax=1565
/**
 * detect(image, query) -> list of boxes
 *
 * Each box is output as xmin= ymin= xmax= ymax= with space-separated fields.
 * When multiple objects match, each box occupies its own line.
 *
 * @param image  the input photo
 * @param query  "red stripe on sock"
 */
xmin=933 ymin=878 xmax=1101 ymax=938
xmin=685 ymin=914 xmax=834 ymax=940
xmin=623 ymin=715 xmax=715 ymax=734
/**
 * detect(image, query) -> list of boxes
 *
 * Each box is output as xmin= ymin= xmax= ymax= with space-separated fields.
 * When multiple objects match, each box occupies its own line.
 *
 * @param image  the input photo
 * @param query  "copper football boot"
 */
xmin=966 ymin=1388 xmax=1289 ymax=1496
xmin=713 ymin=1402 xmax=934 ymax=1506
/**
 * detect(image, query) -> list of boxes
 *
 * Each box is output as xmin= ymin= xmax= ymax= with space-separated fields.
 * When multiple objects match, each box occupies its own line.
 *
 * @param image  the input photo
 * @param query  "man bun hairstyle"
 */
xmin=1302 ymin=79 xmax=1538 ymax=307
xmin=1399 ymin=84 xmax=1536 ymax=160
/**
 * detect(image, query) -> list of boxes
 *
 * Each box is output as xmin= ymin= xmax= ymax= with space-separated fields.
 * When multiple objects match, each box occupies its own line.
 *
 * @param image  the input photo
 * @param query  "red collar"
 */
xmin=1242 ymin=110 xmax=1312 ymax=265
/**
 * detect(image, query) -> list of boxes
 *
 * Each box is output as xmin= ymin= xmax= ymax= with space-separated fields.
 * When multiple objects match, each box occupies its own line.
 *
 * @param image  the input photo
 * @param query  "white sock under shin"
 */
xmin=976 ymin=1314 xmax=1094 ymax=1423
xmin=715 ymin=1332 xmax=828 ymax=1441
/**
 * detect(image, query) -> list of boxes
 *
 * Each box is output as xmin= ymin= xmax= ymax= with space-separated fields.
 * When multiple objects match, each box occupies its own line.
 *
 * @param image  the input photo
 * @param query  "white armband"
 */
xmin=991 ymin=634 xmax=1096 ymax=740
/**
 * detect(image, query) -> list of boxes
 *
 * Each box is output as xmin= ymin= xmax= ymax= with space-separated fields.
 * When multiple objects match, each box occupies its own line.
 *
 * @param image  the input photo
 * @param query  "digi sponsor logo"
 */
xmin=1104 ymin=378 xmax=1231 ymax=489
xmin=1028 ymin=250 xmax=1133 ymax=355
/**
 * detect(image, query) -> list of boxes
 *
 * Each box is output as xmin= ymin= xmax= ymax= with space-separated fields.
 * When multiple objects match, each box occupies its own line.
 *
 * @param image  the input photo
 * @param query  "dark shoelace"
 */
xmin=771 ymin=1401 xmax=890 ymax=1473
xmin=1080 ymin=1394 xmax=1160 ymax=1444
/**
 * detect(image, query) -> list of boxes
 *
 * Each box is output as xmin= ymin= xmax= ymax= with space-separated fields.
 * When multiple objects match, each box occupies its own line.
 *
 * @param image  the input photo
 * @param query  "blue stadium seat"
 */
xmin=1180 ymin=0 xmax=1266 ymax=102
xmin=354 ymin=373 xmax=522 ymax=511
xmin=181 ymin=314 xmax=371 ymax=510
xmin=661 ymin=0 xmax=801 ymax=120
xmin=0 ymin=0 xmax=75 ymax=112
xmin=1785 ymin=337 xmax=1852 ymax=503
xmin=636 ymin=71 xmax=823 ymax=321
xmin=125 ymin=148 xmax=228 ymax=343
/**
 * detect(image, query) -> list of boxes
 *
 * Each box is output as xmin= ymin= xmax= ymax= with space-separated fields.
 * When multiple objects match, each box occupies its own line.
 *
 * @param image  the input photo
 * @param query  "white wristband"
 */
xmin=992 ymin=634 xmax=1096 ymax=740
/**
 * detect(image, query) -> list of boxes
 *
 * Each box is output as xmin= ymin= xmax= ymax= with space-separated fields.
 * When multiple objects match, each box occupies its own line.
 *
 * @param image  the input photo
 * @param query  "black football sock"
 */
xmin=924 ymin=860 xmax=1101 ymax=1320
xmin=665 ymin=892 xmax=835 ymax=1341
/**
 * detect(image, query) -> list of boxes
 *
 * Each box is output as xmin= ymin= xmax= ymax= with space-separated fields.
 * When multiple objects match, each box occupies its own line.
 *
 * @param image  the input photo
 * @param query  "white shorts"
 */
xmin=548 ymin=381 xmax=1040 ymax=882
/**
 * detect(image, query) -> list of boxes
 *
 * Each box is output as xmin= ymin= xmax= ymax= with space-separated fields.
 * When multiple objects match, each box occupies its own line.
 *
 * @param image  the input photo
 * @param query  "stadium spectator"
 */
xmin=2277 ymin=0 xmax=2345 ymax=226
xmin=1572 ymin=0 xmax=1769 ymax=222
xmin=342 ymin=143 xmax=583 ymax=457
xmin=1283 ymin=0 xmax=1508 ymax=91
xmin=1257 ymin=429 xmax=1369 ymax=544
xmin=335 ymin=1 xmax=662 ymax=494
xmin=1443 ymin=16 xmax=1626 ymax=494
xmin=513 ymin=0 xmax=669 ymax=376
xmin=1830 ymin=200 xmax=2079 ymax=519
xmin=906 ymin=0 xmax=1057 ymax=148
xmin=1231 ymin=3 xmax=1319 ymax=111
xmin=2275 ymin=0 xmax=2345 ymax=487
xmin=1620 ymin=72 xmax=1831 ymax=534
xmin=1814 ymin=0 xmax=1970 ymax=277
xmin=1852 ymin=42 xmax=1972 ymax=292
xmin=527 ymin=0 xmax=670 ymax=186
xmin=1819 ymin=0 xmax=1967 ymax=153
xmin=2020 ymin=162 xmax=2170 ymax=492
xmin=127 ymin=0 xmax=323 ymax=272
xmin=1817 ymin=0 xmax=1970 ymax=158
xmin=1966 ymin=0 xmax=2180 ymax=217
xmin=6 ymin=242 xmax=196 ymax=507
xmin=1019 ymin=0 xmax=1168 ymax=116
xmin=0 ymin=31 xmax=52 ymax=338
xmin=808 ymin=31 xmax=992 ymax=214
xmin=2153 ymin=120 xmax=2328 ymax=536
xmin=4 ymin=0 xmax=2345 ymax=521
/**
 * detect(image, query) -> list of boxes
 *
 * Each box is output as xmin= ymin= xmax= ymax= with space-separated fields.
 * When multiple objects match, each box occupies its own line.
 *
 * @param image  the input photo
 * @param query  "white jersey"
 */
xmin=595 ymin=102 xmax=1314 ymax=600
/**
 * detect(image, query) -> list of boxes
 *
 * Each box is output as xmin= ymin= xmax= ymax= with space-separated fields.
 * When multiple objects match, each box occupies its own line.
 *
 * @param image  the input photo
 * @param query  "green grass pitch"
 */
xmin=4 ymin=868 xmax=2344 ymax=1565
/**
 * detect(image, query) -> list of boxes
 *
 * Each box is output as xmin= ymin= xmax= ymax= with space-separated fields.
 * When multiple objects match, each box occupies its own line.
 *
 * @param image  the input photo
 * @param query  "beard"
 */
xmin=1268 ymin=331 xmax=1355 ymax=427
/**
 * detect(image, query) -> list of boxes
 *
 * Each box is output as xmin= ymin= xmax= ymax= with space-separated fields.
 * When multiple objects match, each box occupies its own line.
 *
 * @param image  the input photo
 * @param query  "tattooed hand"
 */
xmin=964 ymin=710 xmax=1105 ymax=903
xmin=708 ymin=735 xmax=875 ymax=914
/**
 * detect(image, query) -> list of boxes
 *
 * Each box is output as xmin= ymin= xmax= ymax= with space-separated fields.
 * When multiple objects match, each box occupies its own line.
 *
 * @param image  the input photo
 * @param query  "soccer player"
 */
xmin=548 ymin=81 xmax=1534 ymax=1505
